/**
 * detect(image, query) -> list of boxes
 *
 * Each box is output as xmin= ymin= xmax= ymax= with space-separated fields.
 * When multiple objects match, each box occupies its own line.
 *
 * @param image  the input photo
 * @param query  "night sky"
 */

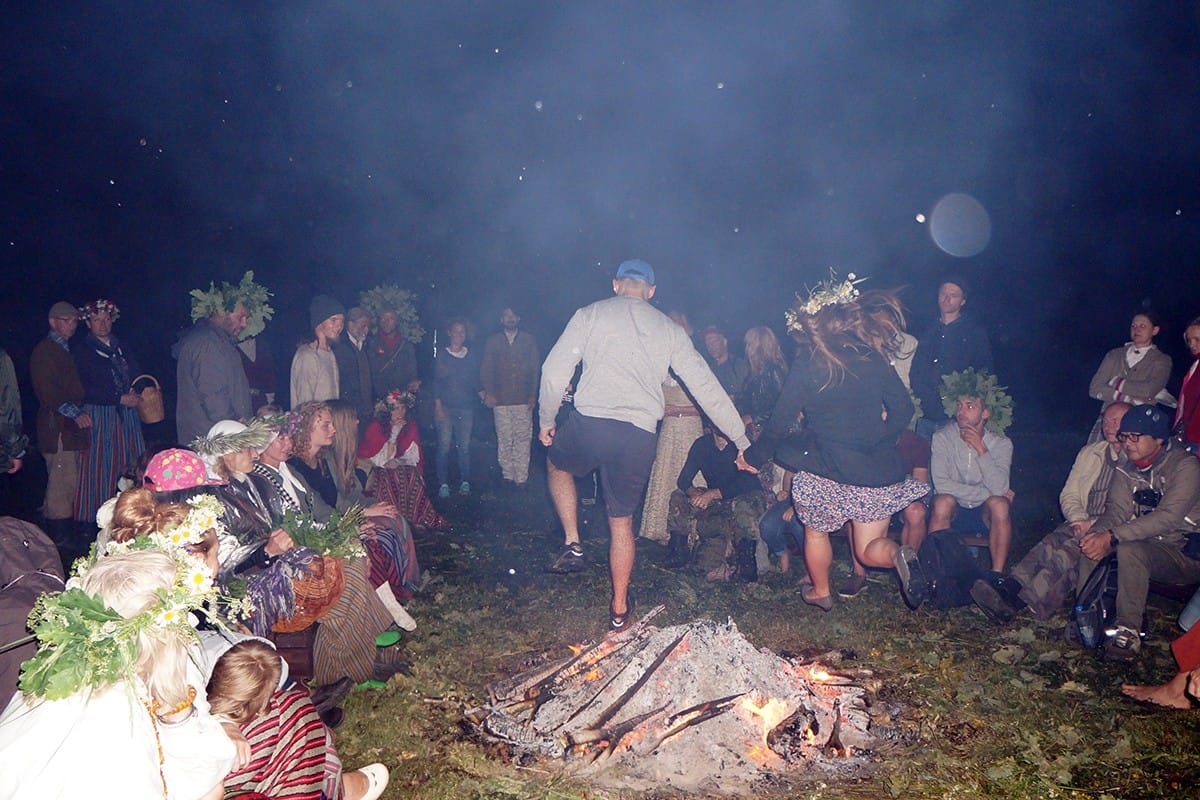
xmin=3 ymin=2 xmax=1199 ymax=433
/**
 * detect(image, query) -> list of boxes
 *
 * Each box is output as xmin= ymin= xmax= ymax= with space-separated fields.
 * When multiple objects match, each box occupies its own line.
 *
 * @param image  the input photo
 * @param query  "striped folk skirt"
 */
xmin=75 ymin=404 xmax=144 ymax=523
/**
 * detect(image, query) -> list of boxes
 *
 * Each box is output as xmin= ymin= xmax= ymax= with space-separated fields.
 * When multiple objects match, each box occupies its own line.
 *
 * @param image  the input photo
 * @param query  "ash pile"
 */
xmin=466 ymin=607 xmax=875 ymax=794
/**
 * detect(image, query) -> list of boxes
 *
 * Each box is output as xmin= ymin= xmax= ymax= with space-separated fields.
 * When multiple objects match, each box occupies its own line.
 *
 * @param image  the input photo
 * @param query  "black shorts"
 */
xmin=548 ymin=408 xmax=658 ymax=518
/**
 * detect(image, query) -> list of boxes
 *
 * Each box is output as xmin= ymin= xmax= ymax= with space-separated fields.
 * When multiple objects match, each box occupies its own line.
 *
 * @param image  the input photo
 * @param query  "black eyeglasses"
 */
xmin=1116 ymin=432 xmax=1145 ymax=443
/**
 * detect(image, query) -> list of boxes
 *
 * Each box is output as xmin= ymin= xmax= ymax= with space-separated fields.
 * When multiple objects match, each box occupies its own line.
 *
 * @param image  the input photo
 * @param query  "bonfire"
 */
xmin=467 ymin=608 xmax=875 ymax=794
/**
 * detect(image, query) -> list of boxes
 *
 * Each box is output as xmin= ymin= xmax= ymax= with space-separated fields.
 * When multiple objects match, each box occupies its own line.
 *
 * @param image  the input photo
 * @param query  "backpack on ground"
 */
xmin=1069 ymin=554 xmax=1119 ymax=649
xmin=1 ymin=518 xmax=66 ymax=708
xmin=918 ymin=530 xmax=983 ymax=609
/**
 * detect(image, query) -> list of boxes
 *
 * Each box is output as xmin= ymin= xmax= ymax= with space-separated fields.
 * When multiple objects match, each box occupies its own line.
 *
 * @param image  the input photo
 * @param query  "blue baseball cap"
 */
xmin=615 ymin=259 xmax=655 ymax=286
xmin=1119 ymin=404 xmax=1171 ymax=440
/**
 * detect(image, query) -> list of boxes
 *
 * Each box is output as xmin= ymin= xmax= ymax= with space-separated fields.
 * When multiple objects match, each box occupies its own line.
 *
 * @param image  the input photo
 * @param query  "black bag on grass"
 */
xmin=1069 ymin=554 xmax=1118 ymax=649
xmin=918 ymin=530 xmax=983 ymax=609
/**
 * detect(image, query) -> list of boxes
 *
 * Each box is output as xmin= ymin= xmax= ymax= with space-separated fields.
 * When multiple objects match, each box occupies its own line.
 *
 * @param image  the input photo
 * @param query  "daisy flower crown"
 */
xmin=18 ymin=495 xmax=235 ymax=701
xmin=785 ymin=270 xmax=867 ymax=332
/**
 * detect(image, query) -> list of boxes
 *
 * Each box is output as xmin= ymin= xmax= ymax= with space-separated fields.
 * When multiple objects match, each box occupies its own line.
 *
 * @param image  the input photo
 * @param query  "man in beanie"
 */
xmin=290 ymin=295 xmax=345 ymax=407
xmin=30 ymin=301 xmax=93 ymax=553
xmin=1075 ymin=403 xmax=1200 ymax=661
xmin=176 ymin=272 xmax=273 ymax=444
xmin=538 ymin=259 xmax=749 ymax=630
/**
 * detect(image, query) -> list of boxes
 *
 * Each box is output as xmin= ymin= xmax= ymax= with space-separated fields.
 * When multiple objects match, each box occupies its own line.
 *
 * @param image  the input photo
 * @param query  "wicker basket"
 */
xmin=132 ymin=374 xmax=165 ymax=424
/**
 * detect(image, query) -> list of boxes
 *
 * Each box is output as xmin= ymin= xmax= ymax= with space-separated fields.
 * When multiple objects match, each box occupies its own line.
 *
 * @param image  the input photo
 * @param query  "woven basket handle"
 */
xmin=131 ymin=374 xmax=160 ymax=391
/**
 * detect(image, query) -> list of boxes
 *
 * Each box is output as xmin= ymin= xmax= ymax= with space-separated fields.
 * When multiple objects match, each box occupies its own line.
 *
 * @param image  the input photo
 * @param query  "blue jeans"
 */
xmin=436 ymin=406 xmax=474 ymax=486
xmin=758 ymin=500 xmax=802 ymax=556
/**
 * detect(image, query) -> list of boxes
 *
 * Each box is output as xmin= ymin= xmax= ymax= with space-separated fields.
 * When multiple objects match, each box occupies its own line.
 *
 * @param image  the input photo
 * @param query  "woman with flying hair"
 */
xmin=741 ymin=276 xmax=929 ymax=611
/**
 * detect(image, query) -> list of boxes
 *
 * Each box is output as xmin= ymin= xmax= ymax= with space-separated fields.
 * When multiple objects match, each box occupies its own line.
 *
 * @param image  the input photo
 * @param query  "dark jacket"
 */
xmin=480 ymin=330 xmax=540 ymax=406
xmin=367 ymin=334 xmax=419 ymax=396
xmin=748 ymin=340 xmax=913 ymax=488
xmin=677 ymin=435 xmax=762 ymax=499
xmin=910 ymin=315 xmax=992 ymax=423
xmin=31 ymin=337 xmax=89 ymax=453
xmin=333 ymin=336 xmax=374 ymax=421
xmin=174 ymin=319 xmax=253 ymax=445
xmin=74 ymin=333 xmax=140 ymax=406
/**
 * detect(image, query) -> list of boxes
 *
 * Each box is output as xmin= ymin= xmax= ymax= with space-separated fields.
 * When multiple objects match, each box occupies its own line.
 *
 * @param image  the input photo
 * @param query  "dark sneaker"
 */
xmin=970 ymin=578 xmax=1016 ymax=625
xmin=609 ymin=593 xmax=635 ymax=632
xmin=894 ymin=545 xmax=929 ymax=608
xmin=1103 ymin=626 xmax=1141 ymax=662
xmin=547 ymin=543 xmax=586 ymax=573
xmin=838 ymin=573 xmax=869 ymax=598
xmin=309 ymin=676 xmax=354 ymax=714
xmin=663 ymin=532 xmax=690 ymax=569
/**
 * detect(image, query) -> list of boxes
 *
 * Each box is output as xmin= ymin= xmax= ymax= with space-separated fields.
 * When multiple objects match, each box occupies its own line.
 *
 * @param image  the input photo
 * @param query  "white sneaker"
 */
xmin=355 ymin=763 xmax=390 ymax=800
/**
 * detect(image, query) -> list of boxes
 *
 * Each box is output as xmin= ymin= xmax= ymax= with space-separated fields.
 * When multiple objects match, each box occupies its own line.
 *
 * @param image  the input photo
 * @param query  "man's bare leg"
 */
xmin=929 ymin=494 xmax=957 ymax=532
xmin=1122 ymin=670 xmax=1193 ymax=709
xmin=984 ymin=496 xmax=1012 ymax=572
xmin=609 ymin=515 xmax=635 ymax=616
xmin=547 ymin=460 xmax=581 ymax=546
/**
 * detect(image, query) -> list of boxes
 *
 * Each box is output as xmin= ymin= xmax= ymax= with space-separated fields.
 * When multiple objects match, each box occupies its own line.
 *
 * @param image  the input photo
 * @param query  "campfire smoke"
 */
xmin=467 ymin=612 xmax=873 ymax=793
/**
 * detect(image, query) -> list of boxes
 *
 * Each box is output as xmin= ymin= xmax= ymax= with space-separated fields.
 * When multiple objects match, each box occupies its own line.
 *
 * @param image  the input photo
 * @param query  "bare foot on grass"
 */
xmin=1121 ymin=671 xmax=1193 ymax=709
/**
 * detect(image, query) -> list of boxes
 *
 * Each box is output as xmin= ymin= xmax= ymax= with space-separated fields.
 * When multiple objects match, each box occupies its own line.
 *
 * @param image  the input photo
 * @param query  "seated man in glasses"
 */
xmin=970 ymin=402 xmax=1131 ymax=625
xmin=1076 ymin=405 xmax=1200 ymax=661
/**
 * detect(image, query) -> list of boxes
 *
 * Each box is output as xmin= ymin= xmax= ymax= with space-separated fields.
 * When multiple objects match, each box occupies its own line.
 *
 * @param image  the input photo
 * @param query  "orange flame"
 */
xmin=739 ymin=696 xmax=790 ymax=764
xmin=808 ymin=667 xmax=833 ymax=682
xmin=581 ymin=667 xmax=603 ymax=683
xmin=568 ymin=643 xmax=585 ymax=656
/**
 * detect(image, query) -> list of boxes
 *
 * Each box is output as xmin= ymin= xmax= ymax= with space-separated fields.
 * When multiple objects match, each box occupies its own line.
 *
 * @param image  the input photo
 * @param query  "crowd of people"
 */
xmin=2 ymin=260 xmax=1200 ymax=795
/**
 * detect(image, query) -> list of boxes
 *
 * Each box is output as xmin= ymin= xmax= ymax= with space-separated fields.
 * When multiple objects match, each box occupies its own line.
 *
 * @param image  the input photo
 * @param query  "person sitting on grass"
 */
xmin=928 ymin=369 xmax=1015 ymax=573
xmin=665 ymin=423 xmax=770 ymax=581
xmin=0 ymin=548 xmax=237 ymax=800
xmin=207 ymin=639 xmax=389 ymax=800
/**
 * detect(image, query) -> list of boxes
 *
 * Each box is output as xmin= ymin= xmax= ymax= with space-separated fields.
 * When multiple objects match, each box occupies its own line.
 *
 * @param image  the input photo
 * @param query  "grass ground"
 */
xmin=333 ymin=433 xmax=1200 ymax=799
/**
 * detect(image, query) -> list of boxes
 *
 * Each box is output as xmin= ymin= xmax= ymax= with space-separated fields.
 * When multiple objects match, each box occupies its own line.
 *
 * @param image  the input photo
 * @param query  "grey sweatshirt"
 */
xmin=931 ymin=422 xmax=1012 ymax=508
xmin=538 ymin=295 xmax=749 ymax=450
